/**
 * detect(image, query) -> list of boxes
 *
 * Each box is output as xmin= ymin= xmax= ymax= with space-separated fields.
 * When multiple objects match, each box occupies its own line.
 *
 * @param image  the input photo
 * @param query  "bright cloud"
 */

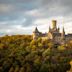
xmin=0 ymin=0 xmax=72 ymax=35
xmin=0 ymin=4 xmax=12 ymax=12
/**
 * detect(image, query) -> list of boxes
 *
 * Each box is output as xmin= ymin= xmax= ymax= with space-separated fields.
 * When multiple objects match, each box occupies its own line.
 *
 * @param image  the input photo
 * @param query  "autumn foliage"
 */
xmin=0 ymin=35 xmax=72 ymax=72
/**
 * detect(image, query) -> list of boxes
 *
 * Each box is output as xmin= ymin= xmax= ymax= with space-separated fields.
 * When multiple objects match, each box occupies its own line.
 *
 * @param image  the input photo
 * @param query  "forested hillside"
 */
xmin=0 ymin=35 xmax=72 ymax=72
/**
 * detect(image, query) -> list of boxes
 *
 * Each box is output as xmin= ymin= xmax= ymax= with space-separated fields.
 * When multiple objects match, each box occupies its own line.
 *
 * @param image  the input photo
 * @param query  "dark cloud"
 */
xmin=41 ymin=0 xmax=72 ymax=7
xmin=40 ymin=0 xmax=72 ymax=16
xmin=0 ymin=0 xmax=72 ymax=35
xmin=0 ymin=0 xmax=34 ymax=4
xmin=22 ymin=18 xmax=33 ymax=27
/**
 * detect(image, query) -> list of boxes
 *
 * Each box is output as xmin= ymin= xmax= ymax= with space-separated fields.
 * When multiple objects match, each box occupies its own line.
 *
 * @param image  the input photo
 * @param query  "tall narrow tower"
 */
xmin=33 ymin=27 xmax=39 ymax=40
xmin=61 ymin=27 xmax=65 ymax=40
xmin=61 ymin=27 xmax=65 ymax=44
xmin=52 ymin=20 xmax=57 ymax=29
xmin=49 ymin=26 xmax=51 ymax=32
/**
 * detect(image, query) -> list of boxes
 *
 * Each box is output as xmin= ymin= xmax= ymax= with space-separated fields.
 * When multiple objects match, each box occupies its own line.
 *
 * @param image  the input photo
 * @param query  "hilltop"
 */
xmin=0 ymin=35 xmax=72 ymax=72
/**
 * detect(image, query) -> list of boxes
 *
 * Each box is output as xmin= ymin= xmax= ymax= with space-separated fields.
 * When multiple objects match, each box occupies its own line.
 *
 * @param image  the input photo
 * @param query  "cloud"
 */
xmin=0 ymin=4 xmax=14 ymax=13
xmin=0 ymin=23 xmax=33 ymax=35
xmin=0 ymin=18 xmax=26 ymax=30
xmin=33 ymin=16 xmax=72 ymax=34
xmin=0 ymin=0 xmax=34 ymax=4
xmin=63 ymin=21 xmax=72 ymax=34
xmin=40 ymin=0 xmax=72 ymax=16
xmin=25 ymin=9 xmax=43 ymax=17
xmin=0 ymin=0 xmax=72 ymax=35
xmin=34 ymin=18 xmax=50 ymax=25
xmin=0 ymin=25 xmax=34 ymax=36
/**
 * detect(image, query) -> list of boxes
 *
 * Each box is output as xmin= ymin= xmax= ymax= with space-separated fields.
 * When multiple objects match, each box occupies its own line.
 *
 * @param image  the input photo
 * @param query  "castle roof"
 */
xmin=33 ymin=27 xmax=39 ymax=33
xmin=65 ymin=34 xmax=72 ymax=37
xmin=52 ymin=33 xmax=61 ymax=37
xmin=41 ymin=33 xmax=47 ymax=37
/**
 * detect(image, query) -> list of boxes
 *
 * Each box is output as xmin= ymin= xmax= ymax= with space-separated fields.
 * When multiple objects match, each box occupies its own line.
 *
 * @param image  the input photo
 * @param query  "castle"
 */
xmin=32 ymin=20 xmax=72 ymax=44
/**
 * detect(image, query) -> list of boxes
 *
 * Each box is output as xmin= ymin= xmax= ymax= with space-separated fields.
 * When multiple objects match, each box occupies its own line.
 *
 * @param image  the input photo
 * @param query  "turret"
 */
xmin=33 ymin=27 xmax=39 ymax=33
xmin=49 ymin=26 xmax=51 ymax=32
xmin=51 ymin=20 xmax=59 ymax=33
xmin=33 ymin=27 xmax=39 ymax=40
xmin=61 ymin=27 xmax=66 ymax=44
xmin=57 ymin=27 xmax=60 ymax=32
xmin=61 ymin=27 xmax=65 ymax=40
xmin=52 ymin=20 xmax=57 ymax=29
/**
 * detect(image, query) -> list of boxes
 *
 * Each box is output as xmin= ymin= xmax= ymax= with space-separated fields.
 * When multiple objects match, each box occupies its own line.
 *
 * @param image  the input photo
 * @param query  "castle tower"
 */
xmin=33 ymin=27 xmax=39 ymax=40
xmin=34 ymin=27 xmax=39 ymax=33
xmin=61 ymin=27 xmax=65 ymax=40
xmin=61 ymin=27 xmax=66 ymax=44
xmin=62 ymin=27 xmax=65 ymax=36
xmin=52 ymin=20 xmax=57 ymax=29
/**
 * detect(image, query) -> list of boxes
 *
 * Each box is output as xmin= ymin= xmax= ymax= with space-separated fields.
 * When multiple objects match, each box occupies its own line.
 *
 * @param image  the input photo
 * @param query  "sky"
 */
xmin=0 ymin=0 xmax=72 ymax=35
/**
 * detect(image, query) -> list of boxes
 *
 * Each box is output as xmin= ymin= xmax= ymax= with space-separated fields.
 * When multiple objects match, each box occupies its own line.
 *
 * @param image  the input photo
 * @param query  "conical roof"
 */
xmin=62 ymin=27 xmax=65 ymax=35
xmin=33 ymin=27 xmax=39 ymax=33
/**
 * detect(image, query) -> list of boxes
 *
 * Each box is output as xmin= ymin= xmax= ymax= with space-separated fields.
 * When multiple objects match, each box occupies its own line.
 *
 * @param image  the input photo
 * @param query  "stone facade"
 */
xmin=32 ymin=20 xmax=72 ymax=44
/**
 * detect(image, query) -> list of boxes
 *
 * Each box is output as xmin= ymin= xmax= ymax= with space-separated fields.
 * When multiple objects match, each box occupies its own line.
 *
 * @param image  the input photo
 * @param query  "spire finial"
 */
xmin=63 ymin=27 xmax=65 ymax=34
xmin=62 ymin=20 xmax=65 ymax=34
xmin=49 ymin=25 xmax=51 ymax=32
xmin=36 ymin=24 xmax=38 ymax=28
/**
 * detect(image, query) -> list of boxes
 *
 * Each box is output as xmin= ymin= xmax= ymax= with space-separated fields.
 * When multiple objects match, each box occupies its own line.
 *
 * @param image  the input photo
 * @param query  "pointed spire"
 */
xmin=58 ymin=27 xmax=60 ymax=32
xmin=63 ymin=27 xmax=65 ymax=35
xmin=61 ymin=27 xmax=65 ymax=40
xmin=34 ymin=27 xmax=39 ymax=33
xmin=35 ymin=27 xmax=38 ymax=31
xmin=49 ymin=26 xmax=51 ymax=32
xmin=62 ymin=20 xmax=65 ymax=34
